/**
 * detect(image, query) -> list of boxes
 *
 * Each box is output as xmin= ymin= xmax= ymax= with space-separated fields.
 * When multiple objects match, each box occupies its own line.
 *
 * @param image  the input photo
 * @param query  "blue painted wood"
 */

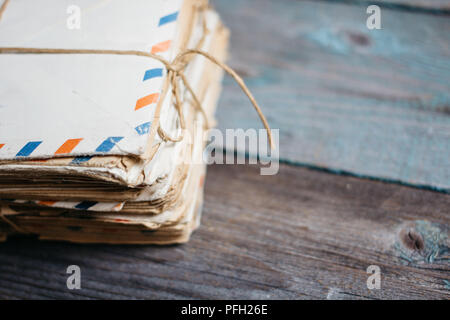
xmin=212 ymin=0 xmax=450 ymax=191
xmin=352 ymin=0 xmax=450 ymax=11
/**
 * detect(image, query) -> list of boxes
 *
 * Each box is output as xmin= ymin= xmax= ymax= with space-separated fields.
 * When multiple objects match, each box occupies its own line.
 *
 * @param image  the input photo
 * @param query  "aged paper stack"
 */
xmin=0 ymin=0 xmax=229 ymax=244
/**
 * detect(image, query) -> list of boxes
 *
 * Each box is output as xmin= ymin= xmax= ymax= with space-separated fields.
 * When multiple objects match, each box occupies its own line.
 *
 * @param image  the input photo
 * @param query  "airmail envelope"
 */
xmin=0 ymin=0 xmax=185 ymax=160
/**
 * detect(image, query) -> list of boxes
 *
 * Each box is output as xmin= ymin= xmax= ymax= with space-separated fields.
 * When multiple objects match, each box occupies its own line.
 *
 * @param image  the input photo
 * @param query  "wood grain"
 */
xmin=0 ymin=162 xmax=448 ymax=299
xmin=211 ymin=0 xmax=450 ymax=191
xmin=352 ymin=0 xmax=450 ymax=11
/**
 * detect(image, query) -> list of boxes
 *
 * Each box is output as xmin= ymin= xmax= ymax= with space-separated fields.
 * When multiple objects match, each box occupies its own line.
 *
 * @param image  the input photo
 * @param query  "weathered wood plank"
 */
xmin=0 ymin=163 xmax=448 ymax=299
xmin=211 ymin=0 xmax=450 ymax=191
xmin=349 ymin=0 xmax=450 ymax=11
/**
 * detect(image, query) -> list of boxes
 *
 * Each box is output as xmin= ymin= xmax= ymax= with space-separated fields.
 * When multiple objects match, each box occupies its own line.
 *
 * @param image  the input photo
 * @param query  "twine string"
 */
xmin=0 ymin=0 xmax=274 ymax=148
xmin=0 ymin=0 xmax=9 ymax=21
xmin=0 ymin=206 xmax=31 ymax=234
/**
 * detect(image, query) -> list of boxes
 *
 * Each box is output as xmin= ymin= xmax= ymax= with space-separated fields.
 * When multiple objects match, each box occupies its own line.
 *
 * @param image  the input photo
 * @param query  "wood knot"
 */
xmin=395 ymin=220 xmax=448 ymax=265
xmin=347 ymin=32 xmax=371 ymax=47
xmin=400 ymin=228 xmax=424 ymax=252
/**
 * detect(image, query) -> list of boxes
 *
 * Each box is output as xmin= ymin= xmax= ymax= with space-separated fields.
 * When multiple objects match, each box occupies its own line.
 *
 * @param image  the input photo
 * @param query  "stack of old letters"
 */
xmin=0 ymin=0 xmax=229 ymax=244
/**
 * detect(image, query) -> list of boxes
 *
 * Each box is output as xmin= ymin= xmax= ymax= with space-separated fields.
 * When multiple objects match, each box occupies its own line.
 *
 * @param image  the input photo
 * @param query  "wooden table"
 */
xmin=1 ymin=163 xmax=448 ymax=299
xmin=0 ymin=0 xmax=448 ymax=299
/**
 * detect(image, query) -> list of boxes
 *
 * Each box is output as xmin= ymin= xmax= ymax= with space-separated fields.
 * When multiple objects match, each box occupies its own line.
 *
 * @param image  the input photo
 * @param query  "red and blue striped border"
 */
xmin=132 ymin=10 xmax=179 ymax=138
xmin=0 ymin=136 xmax=124 ymax=161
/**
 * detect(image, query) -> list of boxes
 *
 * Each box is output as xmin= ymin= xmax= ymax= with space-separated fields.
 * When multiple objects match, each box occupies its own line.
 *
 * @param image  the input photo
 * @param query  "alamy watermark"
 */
xmin=366 ymin=5 xmax=381 ymax=30
xmin=66 ymin=265 xmax=81 ymax=290
xmin=66 ymin=5 xmax=81 ymax=30
xmin=174 ymin=121 xmax=280 ymax=175
xmin=366 ymin=265 xmax=381 ymax=290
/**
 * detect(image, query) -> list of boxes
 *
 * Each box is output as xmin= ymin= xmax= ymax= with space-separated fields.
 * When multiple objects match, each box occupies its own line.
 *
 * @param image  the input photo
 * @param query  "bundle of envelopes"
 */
xmin=0 ymin=0 xmax=229 ymax=244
